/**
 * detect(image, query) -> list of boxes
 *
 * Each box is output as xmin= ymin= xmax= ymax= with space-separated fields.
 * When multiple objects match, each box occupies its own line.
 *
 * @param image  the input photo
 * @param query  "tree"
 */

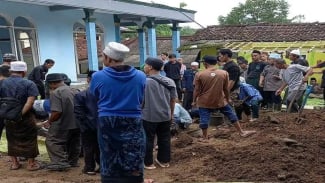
xmin=218 ymin=0 xmax=304 ymax=25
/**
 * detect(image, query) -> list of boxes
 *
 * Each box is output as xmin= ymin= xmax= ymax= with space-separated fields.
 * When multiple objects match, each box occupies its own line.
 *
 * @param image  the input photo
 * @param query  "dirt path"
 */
xmin=0 ymin=109 xmax=324 ymax=182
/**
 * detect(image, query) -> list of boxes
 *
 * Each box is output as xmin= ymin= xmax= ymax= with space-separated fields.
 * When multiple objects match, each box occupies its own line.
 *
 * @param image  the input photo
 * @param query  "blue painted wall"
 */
xmin=0 ymin=1 xmax=115 ymax=81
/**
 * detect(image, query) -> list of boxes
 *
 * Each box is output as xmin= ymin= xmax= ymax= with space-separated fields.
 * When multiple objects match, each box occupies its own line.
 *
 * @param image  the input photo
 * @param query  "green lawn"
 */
xmin=306 ymin=97 xmax=324 ymax=106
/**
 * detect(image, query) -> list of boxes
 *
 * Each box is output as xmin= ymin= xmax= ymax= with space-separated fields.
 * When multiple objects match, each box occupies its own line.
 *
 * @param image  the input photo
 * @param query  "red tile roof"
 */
xmin=190 ymin=23 xmax=325 ymax=42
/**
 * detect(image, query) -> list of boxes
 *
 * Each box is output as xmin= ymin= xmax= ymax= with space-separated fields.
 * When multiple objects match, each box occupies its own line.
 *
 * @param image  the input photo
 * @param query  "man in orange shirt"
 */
xmin=192 ymin=56 xmax=256 ymax=141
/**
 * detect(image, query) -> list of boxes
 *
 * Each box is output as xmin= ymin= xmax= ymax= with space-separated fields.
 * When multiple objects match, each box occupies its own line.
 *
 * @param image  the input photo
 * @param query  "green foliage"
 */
xmin=179 ymin=2 xmax=187 ymax=9
xmin=218 ymin=0 xmax=304 ymax=25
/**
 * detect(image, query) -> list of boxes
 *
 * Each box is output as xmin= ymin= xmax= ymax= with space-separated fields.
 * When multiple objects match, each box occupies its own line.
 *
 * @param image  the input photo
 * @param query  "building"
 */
xmin=0 ymin=0 xmax=195 ymax=80
xmin=122 ymin=36 xmax=199 ymax=68
xmin=179 ymin=22 xmax=325 ymax=80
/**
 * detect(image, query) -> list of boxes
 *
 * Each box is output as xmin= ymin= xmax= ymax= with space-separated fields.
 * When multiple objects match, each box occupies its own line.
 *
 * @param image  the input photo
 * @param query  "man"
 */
xmin=28 ymin=59 xmax=55 ymax=99
xmin=309 ymin=78 xmax=323 ymax=99
xmin=236 ymin=57 xmax=248 ymax=80
xmin=142 ymin=57 xmax=177 ymax=170
xmin=219 ymin=49 xmax=240 ymax=92
xmin=275 ymin=59 xmax=313 ymax=113
xmin=246 ymin=50 xmax=267 ymax=108
xmin=90 ymin=42 xmax=146 ymax=183
xmin=182 ymin=61 xmax=199 ymax=110
xmin=259 ymin=53 xmax=283 ymax=111
xmin=159 ymin=52 xmax=169 ymax=76
xmin=0 ymin=61 xmax=40 ymax=170
xmin=164 ymin=53 xmax=182 ymax=101
xmin=193 ymin=55 xmax=256 ymax=141
xmin=289 ymin=49 xmax=309 ymax=67
xmin=44 ymin=73 xmax=80 ymax=170
xmin=261 ymin=52 xmax=269 ymax=63
xmin=174 ymin=102 xmax=192 ymax=129
xmin=0 ymin=65 xmax=10 ymax=143
xmin=74 ymin=71 xmax=100 ymax=175
xmin=1 ymin=53 xmax=17 ymax=66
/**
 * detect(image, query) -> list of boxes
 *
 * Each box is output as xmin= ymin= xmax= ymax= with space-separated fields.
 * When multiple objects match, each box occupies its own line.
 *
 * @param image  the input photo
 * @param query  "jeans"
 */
xmin=250 ymin=100 xmax=259 ymax=118
xmin=81 ymin=130 xmax=100 ymax=172
xmin=199 ymin=104 xmax=238 ymax=129
xmin=143 ymin=120 xmax=171 ymax=166
xmin=98 ymin=116 xmax=145 ymax=183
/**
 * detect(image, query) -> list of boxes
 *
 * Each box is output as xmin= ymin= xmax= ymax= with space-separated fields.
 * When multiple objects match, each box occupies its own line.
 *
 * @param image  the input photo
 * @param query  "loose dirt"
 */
xmin=0 ymin=109 xmax=324 ymax=182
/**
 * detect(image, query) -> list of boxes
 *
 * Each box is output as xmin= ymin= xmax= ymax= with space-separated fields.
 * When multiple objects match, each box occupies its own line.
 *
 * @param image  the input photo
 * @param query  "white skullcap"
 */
xmin=290 ymin=49 xmax=300 ymax=56
xmin=10 ymin=61 xmax=27 ymax=72
xmin=191 ymin=62 xmax=199 ymax=66
xmin=269 ymin=53 xmax=281 ymax=59
xmin=103 ymin=42 xmax=130 ymax=61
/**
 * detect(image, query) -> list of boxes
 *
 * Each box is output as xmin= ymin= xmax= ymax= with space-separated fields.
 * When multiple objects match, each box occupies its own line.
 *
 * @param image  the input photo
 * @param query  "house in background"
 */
xmin=0 ymin=0 xmax=195 ymax=80
xmin=122 ymin=36 xmax=200 ymax=68
xmin=180 ymin=22 xmax=325 ymax=80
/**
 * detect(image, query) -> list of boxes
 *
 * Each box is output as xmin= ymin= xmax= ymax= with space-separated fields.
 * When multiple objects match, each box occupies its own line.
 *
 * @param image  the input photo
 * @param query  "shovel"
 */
xmin=295 ymin=85 xmax=313 ymax=124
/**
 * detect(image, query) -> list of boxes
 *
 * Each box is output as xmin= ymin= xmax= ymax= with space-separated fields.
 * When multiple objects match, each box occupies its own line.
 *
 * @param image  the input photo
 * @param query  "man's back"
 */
xmin=194 ymin=68 xmax=229 ymax=108
xmin=164 ymin=62 xmax=181 ymax=80
xmin=90 ymin=65 xmax=146 ymax=117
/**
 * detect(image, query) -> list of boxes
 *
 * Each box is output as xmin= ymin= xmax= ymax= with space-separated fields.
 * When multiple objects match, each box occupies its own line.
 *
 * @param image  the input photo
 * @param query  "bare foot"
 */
xmin=240 ymin=130 xmax=256 ymax=137
xmin=144 ymin=179 xmax=155 ymax=183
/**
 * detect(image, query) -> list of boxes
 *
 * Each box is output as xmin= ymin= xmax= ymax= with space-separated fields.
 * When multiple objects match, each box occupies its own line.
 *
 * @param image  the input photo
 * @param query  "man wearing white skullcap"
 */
xmin=90 ymin=42 xmax=147 ymax=183
xmin=181 ymin=61 xmax=199 ymax=110
xmin=289 ymin=49 xmax=309 ymax=67
xmin=0 ymin=61 xmax=40 ymax=170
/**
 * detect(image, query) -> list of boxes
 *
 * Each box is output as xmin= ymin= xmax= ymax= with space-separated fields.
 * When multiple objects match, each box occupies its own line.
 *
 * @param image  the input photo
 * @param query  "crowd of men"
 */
xmin=0 ymin=41 xmax=325 ymax=183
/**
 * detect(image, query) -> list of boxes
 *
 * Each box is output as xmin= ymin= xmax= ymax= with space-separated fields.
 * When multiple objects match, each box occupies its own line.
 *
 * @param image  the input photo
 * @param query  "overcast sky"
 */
xmin=139 ymin=0 xmax=325 ymax=28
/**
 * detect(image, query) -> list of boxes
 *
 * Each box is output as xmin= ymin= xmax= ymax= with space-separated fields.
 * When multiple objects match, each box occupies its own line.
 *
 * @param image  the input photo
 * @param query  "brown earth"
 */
xmin=0 ymin=109 xmax=325 ymax=183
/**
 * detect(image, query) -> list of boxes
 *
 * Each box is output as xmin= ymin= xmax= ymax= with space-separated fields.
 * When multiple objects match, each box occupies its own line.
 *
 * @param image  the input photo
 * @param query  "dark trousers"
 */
xmin=81 ymin=130 xmax=100 ymax=172
xmin=46 ymin=127 xmax=81 ymax=166
xmin=173 ymin=79 xmax=182 ymax=101
xmin=143 ymin=120 xmax=171 ymax=166
xmin=182 ymin=91 xmax=193 ymax=110
xmin=36 ymin=82 xmax=45 ymax=99
xmin=0 ymin=119 xmax=4 ymax=141
xmin=264 ymin=91 xmax=282 ymax=105
xmin=235 ymin=103 xmax=251 ymax=120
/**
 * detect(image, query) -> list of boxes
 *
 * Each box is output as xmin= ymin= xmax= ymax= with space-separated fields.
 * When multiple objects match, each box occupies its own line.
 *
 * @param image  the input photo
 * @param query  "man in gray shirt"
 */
xmin=142 ymin=57 xmax=177 ymax=170
xmin=275 ymin=59 xmax=313 ymax=113
xmin=44 ymin=73 xmax=80 ymax=170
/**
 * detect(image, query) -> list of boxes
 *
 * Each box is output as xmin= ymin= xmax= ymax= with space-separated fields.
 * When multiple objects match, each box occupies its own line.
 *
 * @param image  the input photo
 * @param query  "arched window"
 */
xmin=73 ymin=22 xmax=104 ymax=74
xmin=14 ymin=16 xmax=39 ymax=74
xmin=0 ymin=15 xmax=13 ymax=62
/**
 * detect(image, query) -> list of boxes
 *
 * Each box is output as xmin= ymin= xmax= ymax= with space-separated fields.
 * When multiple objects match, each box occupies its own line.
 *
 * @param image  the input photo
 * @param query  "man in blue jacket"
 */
xmin=90 ymin=42 xmax=146 ymax=183
xmin=74 ymin=71 xmax=99 ymax=175
xmin=182 ymin=61 xmax=199 ymax=110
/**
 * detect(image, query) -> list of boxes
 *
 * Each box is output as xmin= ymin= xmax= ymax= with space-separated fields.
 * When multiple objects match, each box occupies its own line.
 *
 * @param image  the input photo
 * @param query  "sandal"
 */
xmin=155 ymin=159 xmax=169 ymax=168
xmin=27 ymin=163 xmax=41 ymax=171
xmin=10 ymin=163 xmax=22 ymax=170
xmin=144 ymin=164 xmax=156 ymax=170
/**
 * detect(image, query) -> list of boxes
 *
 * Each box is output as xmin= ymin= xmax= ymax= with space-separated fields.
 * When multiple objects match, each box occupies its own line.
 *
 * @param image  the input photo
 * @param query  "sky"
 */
xmin=138 ymin=0 xmax=325 ymax=28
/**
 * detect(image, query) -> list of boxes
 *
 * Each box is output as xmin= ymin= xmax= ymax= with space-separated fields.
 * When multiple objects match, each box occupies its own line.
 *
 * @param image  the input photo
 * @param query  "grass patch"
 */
xmin=0 ymin=130 xmax=50 ymax=161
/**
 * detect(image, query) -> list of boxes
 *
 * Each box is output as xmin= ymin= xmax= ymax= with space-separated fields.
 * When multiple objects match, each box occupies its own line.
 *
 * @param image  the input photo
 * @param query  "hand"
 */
xmin=302 ymin=77 xmax=308 ymax=83
xmin=191 ymin=102 xmax=196 ymax=107
xmin=43 ymin=120 xmax=51 ymax=128
xmin=258 ymin=82 xmax=264 ymax=87
xmin=275 ymin=89 xmax=282 ymax=96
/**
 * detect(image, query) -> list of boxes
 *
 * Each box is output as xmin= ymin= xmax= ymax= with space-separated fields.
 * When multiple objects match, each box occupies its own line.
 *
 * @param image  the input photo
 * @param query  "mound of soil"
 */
xmin=0 ymin=109 xmax=324 ymax=183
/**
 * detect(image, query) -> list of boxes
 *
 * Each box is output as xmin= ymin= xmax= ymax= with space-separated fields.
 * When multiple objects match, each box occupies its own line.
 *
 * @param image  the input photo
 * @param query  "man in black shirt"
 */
xmin=164 ymin=53 xmax=182 ymax=100
xmin=28 ymin=59 xmax=55 ymax=99
xmin=219 ymin=49 xmax=240 ymax=92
